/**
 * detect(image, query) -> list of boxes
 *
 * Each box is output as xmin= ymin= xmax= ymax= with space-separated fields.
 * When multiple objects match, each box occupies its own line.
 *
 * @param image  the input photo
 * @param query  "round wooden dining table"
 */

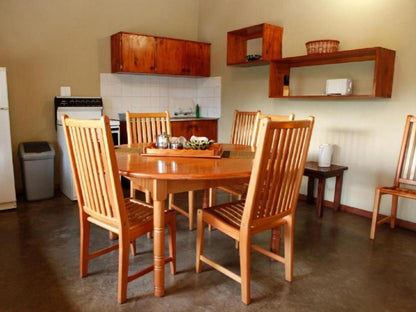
xmin=116 ymin=143 xmax=254 ymax=297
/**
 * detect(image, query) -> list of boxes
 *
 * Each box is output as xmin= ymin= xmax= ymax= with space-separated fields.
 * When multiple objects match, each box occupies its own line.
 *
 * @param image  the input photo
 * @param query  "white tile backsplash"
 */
xmin=101 ymin=73 xmax=221 ymax=119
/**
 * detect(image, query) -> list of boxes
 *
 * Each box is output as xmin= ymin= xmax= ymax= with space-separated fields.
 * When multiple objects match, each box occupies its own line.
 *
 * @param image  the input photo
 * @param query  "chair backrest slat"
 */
xmin=252 ymin=113 xmax=295 ymax=147
xmin=242 ymin=117 xmax=314 ymax=227
xmin=126 ymin=111 xmax=171 ymax=144
xmin=230 ymin=110 xmax=260 ymax=146
xmin=397 ymin=115 xmax=416 ymax=186
xmin=62 ymin=115 xmax=125 ymax=227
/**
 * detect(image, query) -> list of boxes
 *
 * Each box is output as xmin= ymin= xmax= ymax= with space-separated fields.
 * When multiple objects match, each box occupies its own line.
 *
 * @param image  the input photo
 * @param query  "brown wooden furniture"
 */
xmin=126 ymin=111 xmax=171 ymax=202
xmin=303 ymin=161 xmax=348 ymax=218
xmin=230 ymin=110 xmax=261 ymax=146
xmin=227 ymin=23 xmax=283 ymax=66
xmin=61 ymin=115 xmax=176 ymax=303
xmin=196 ymin=117 xmax=315 ymax=304
xmin=209 ymin=110 xmax=260 ymax=206
xmin=111 ymin=32 xmax=210 ymax=76
xmin=269 ymin=47 xmax=395 ymax=98
xmin=125 ymin=111 xmax=194 ymax=230
xmin=171 ymin=118 xmax=218 ymax=141
xmin=216 ymin=112 xmax=295 ymax=202
xmin=126 ymin=111 xmax=171 ymax=144
xmin=370 ymin=115 xmax=416 ymax=240
xmin=116 ymin=143 xmax=253 ymax=297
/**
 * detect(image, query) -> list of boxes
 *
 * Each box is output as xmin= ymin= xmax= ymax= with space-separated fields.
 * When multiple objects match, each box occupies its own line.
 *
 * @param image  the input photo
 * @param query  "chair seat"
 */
xmin=126 ymin=199 xmax=176 ymax=234
xmin=218 ymin=184 xmax=249 ymax=198
xmin=125 ymin=199 xmax=153 ymax=228
xmin=203 ymin=200 xmax=245 ymax=229
xmin=378 ymin=186 xmax=416 ymax=198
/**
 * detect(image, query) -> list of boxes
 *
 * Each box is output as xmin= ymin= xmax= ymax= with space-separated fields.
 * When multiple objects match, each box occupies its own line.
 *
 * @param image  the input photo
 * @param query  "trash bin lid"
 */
xmin=23 ymin=141 xmax=51 ymax=153
xmin=19 ymin=141 xmax=55 ymax=160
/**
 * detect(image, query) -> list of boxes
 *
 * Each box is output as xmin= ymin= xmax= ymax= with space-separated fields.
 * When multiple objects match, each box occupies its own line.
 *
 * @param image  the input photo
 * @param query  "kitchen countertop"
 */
xmin=117 ymin=117 xmax=219 ymax=122
xmin=170 ymin=117 xmax=219 ymax=121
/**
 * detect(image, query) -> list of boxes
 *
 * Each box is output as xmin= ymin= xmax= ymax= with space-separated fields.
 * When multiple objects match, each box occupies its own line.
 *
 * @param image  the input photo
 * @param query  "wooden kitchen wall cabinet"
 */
xmin=111 ymin=32 xmax=210 ymax=77
xmin=111 ymin=33 xmax=156 ymax=73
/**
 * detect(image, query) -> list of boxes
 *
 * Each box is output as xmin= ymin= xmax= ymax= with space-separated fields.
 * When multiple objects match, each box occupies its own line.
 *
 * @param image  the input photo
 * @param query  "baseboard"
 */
xmin=298 ymin=194 xmax=416 ymax=232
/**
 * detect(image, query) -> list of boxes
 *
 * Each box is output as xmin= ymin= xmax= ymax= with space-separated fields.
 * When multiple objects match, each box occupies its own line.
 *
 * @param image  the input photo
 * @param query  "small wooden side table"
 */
xmin=303 ymin=161 xmax=348 ymax=217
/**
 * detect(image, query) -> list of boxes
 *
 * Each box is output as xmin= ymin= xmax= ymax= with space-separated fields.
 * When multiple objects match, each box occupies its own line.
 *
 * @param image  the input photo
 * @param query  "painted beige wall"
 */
xmin=0 ymin=0 xmax=199 ymax=191
xmin=198 ymin=0 xmax=416 ymax=222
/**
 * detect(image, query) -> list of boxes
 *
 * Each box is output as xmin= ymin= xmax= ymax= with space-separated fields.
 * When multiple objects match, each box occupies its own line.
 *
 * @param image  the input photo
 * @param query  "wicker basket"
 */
xmin=306 ymin=40 xmax=339 ymax=55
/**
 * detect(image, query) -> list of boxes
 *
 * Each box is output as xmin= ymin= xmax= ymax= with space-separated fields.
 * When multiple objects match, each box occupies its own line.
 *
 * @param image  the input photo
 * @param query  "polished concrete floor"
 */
xmin=1 ymin=188 xmax=416 ymax=312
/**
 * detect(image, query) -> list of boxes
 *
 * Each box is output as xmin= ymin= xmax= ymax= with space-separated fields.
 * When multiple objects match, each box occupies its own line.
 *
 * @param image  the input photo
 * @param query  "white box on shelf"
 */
xmin=326 ymin=79 xmax=352 ymax=95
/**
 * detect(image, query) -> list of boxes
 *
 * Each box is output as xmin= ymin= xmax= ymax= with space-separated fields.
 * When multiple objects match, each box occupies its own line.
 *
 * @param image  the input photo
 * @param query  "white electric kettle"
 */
xmin=318 ymin=144 xmax=333 ymax=167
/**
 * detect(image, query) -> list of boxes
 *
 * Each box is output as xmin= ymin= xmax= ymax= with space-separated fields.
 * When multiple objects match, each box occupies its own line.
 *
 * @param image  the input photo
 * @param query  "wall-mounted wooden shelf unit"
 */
xmin=227 ymin=23 xmax=283 ymax=66
xmin=269 ymin=47 xmax=395 ymax=98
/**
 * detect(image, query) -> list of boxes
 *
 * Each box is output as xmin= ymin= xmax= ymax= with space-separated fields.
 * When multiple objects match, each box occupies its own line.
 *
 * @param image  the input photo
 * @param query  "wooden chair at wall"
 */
xmin=62 ymin=115 xmax=176 ymax=303
xmin=211 ymin=112 xmax=295 ymax=204
xmin=126 ymin=111 xmax=196 ymax=231
xmin=196 ymin=117 xmax=315 ymax=304
xmin=207 ymin=110 xmax=260 ymax=207
xmin=126 ymin=111 xmax=172 ymax=203
xmin=370 ymin=115 xmax=416 ymax=240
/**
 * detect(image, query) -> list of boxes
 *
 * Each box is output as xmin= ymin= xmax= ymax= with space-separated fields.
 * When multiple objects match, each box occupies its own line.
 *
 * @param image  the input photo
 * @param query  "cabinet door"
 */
xmin=171 ymin=120 xmax=217 ymax=141
xmin=185 ymin=42 xmax=210 ymax=76
xmin=155 ymin=38 xmax=184 ymax=75
xmin=112 ymin=33 xmax=156 ymax=73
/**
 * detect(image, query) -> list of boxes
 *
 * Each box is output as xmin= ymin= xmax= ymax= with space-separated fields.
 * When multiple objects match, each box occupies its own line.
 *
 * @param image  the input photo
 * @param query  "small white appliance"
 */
xmin=318 ymin=144 xmax=333 ymax=167
xmin=326 ymin=79 xmax=352 ymax=95
xmin=55 ymin=97 xmax=103 ymax=200
xmin=0 ymin=68 xmax=17 ymax=210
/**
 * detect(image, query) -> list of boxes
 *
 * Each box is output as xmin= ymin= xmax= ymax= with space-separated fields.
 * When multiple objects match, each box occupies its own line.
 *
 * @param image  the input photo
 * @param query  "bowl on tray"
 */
xmin=185 ymin=136 xmax=215 ymax=150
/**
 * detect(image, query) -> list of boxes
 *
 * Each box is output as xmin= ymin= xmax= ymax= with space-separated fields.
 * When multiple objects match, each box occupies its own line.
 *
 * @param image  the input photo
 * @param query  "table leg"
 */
xmin=152 ymin=180 xmax=167 ymax=297
xmin=153 ymin=198 xmax=165 ymax=297
xmin=307 ymin=177 xmax=315 ymax=204
xmin=333 ymin=174 xmax=344 ymax=211
xmin=316 ymin=178 xmax=325 ymax=217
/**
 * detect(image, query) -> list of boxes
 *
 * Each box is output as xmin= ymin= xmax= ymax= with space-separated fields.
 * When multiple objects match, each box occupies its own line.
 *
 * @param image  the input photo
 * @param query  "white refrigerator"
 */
xmin=0 ymin=67 xmax=17 ymax=210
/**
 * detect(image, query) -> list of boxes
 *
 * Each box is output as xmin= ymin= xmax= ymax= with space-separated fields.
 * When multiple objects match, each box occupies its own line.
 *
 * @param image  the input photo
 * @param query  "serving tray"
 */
xmin=142 ymin=143 xmax=223 ymax=158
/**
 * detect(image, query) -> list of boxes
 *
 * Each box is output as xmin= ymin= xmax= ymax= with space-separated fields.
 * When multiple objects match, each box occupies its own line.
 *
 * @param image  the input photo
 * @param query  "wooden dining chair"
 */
xmin=196 ymin=116 xmax=315 ymax=304
xmin=207 ymin=110 xmax=260 ymax=207
xmin=370 ymin=115 xmax=416 ymax=240
xmin=126 ymin=111 xmax=171 ymax=202
xmin=62 ymin=114 xmax=176 ymax=303
xmin=213 ymin=112 xmax=295 ymax=203
xmin=126 ymin=111 xmax=196 ymax=231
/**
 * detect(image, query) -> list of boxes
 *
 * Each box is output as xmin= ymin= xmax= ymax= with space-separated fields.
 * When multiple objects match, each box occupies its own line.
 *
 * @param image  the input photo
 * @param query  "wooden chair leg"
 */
xmin=209 ymin=187 xmax=216 ymax=207
xmin=188 ymin=191 xmax=195 ymax=230
xmin=80 ymin=218 xmax=90 ymax=277
xmin=168 ymin=215 xmax=176 ymax=274
xmin=118 ymin=233 xmax=130 ymax=304
xmin=168 ymin=193 xmax=174 ymax=210
xmin=370 ymin=189 xmax=382 ymax=240
xmin=239 ymin=233 xmax=250 ymax=305
xmin=390 ymin=195 xmax=398 ymax=229
xmin=145 ymin=190 xmax=151 ymax=203
xmin=284 ymin=218 xmax=294 ymax=282
xmin=130 ymin=240 xmax=137 ymax=256
xmin=270 ymin=226 xmax=282 ymax=257
xmin=196 ymin=210 xmax=204 ymax=273
xmin=207 ymin=189 xmax=214 ymax=232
